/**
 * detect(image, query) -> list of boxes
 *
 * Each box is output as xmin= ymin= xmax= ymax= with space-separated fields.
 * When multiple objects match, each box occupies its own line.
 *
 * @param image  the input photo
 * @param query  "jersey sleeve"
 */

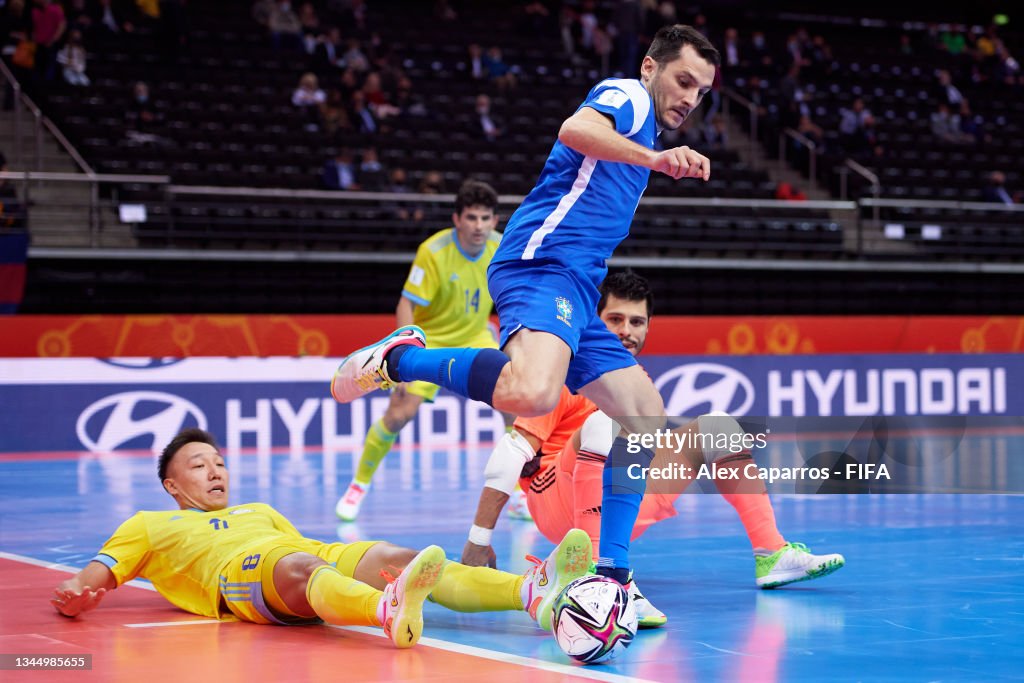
xmin=401 ymin=243 xmax=440 ymax=307
xmin=92 ymin=513 xmax=152 ymax=586
xmin=262 ymin=504 xmax=305 ymax=539
xmin=581 ymin=80 xmax=651 ymax=138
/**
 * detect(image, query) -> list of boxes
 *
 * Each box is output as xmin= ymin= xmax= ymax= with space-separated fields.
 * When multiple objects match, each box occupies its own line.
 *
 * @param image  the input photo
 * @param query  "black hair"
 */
xmin=646 ymin=24 xmax=721 ymax=67
xmin=598 ymin=271 xmax=654 ymax=318
xmin=158 ymin=428 xmax=220 ymax=484
xmin=454 ymin=178 xmax=498 ymax=214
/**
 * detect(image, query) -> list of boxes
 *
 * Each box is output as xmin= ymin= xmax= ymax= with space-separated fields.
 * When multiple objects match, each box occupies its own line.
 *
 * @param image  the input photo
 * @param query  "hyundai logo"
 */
xmin=654 ymin=363 xmax=755 ymax=416
xmin=98 ymin=358 xmax=185 ymax=369
xmin=76 ymin=391 xmax=207 ymax=452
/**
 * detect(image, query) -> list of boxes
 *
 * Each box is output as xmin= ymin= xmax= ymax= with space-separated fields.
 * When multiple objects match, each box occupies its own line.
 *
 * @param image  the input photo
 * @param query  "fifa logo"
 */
xmin=555 ymin=297 xmax=573 ymax=326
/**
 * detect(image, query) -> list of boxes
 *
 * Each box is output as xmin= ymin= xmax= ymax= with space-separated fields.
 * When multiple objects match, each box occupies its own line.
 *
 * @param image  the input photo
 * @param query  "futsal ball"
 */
xmin=551 ymin=575 xmax=638 ymax=664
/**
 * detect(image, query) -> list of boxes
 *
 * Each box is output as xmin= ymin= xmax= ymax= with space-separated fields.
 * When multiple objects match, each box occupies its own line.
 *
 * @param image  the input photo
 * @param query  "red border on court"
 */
xmin=0 ymin=315 xmax=1020 ymax=357
xmin=0 ymin=558 xmax=608 ymax=683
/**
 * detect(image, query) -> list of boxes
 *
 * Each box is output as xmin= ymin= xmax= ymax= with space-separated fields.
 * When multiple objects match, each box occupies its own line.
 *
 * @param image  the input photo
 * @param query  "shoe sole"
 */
xmin=536 ymin=528 xmax=592 ymax=632
xmin=758 ymin=557 xmax=845 ymax=589
xmin=637 ymin=614 xmax=668 ymax=629
xmin=332 ymin=326 xmax=425 ymax=401
xmin=389 ymin=545 xmax=446 ymax=648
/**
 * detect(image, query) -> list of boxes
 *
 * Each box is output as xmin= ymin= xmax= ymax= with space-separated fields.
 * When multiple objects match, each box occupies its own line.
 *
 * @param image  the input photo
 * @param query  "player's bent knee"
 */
xmin=353 ymin=542 xmax=418 ymax=589
xmin=508 ymin=382 xmax=562 ymax=417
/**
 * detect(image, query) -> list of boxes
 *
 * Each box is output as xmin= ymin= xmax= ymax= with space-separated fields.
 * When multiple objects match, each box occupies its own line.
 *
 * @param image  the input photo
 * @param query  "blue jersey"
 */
xmin=492 ymin=78 xmax=656 ymax=283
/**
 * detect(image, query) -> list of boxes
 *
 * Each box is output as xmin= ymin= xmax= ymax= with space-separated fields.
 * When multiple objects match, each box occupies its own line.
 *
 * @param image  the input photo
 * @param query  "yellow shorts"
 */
xmin=220 ymin=540 xmax=379 ymax=625
xmin=402 ymin=327 xmax=498 ymax=403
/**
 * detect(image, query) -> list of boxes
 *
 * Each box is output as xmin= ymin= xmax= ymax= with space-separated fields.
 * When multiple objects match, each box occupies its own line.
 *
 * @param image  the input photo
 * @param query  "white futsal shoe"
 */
xmin=625 ymin=573 xmax=667 ymax=628
xmin=755 ymin=542 xmax=845 ymax=589
xmin=335 ymin=480 xmax=370 ymax=521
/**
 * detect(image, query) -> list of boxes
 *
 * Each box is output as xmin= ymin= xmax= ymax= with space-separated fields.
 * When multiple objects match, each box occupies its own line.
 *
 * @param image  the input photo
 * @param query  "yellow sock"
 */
xmin=354 ymin=420 xmax=398 ymax=485
xmin=430 ymin=561 xmax=524 ymax=613
xmin=305 ymin=565 xmax=382 ymax=626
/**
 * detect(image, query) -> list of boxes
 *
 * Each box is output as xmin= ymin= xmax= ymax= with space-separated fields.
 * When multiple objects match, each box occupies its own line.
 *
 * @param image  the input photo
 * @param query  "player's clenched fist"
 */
xmin=648 ymin=146 xmax=710 ymax=181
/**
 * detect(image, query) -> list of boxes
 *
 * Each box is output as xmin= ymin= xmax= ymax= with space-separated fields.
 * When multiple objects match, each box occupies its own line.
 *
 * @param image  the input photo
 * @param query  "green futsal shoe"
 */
xmin=755 ymin=542 xmax=845 ymax=589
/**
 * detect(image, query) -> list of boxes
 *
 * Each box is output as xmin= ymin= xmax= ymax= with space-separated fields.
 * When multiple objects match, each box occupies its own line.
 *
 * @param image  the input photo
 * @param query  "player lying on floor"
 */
xmin=461 ymin=273 xmax=844 ymax=628
xmin=50 ymin=428 xmax=592 ymax=647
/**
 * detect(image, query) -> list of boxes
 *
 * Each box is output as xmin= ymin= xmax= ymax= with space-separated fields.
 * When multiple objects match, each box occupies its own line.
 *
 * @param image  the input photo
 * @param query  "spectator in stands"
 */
xmin=0 ymin=152 xmax=25 ymax=230
xmin=982 ymin=172 xmax=1021 ymax=205
xmin=418 ymin=170 xmax=445 ymax=194
xmin=386 ymin=167 xmax=423 ymax=220
xmin=612 ymin=0 xmax=641 ymax=76
xmin=775 ymin=182 xmax=807 ymax=201
xmin=92 ymin=0 xmax=135 ymax=36
xmin=125 ymin=81 xmax=166 ymax=145
xmin=321 ymin=148 xmax=358 ymax=191
xmin=292 ymin=72 xmax=326 ymax=108
xmin=796 ymin=114 xmax=825 ymax=149
xmin=520 ymin=0 xmax=552 ymax=37
xmin=956 ymin=100 xmax=989 ymax=144
xmin=466 ymin=43 xmax=486 ymax=81
xmin=929 ymin=103 xmax=973 ymax=145
xmin=838 ymin=97 xmax=875 ymax=154
xmin=342 ymin=38 xmax=369 ymax=73
xmin=474 ymin=94 xmax=504 ymax=142
xmin=703 ymin=114 xmax=728 ymax=151
xmin=349 ymin=90 xmax=379 ymax=134
xmin=749 ymin=30 xmax=772 ymax=67
xmin=361 ymin=71 xmax=399 ymax=120
xmin=319 ymin=88 xmax=351 ymax=137
xmin=268 ymin=0 xmax=302 ymax=52
xmin=3 ymin=0 xmax=33 ymax=104
xmin=57 ymin=28 xmax=89 ymax=86
xmin=358 ymin=148 xmax=387 ymax=191
xmin=32 ymin=0 xmax=66 ymax=82
xmin=721 ymin=27 xmax=741 ymax=68
xmin=311 ymin=26 xmax=344 ymax=75
xmin=393 ymin=76 xmax=428 ymax=118
xmin=298 ymin=2 xmax=319 ymax=54
xmin=65 ymin=0 xmax=91 ymax=35
xmin=934 ymin=69 xmax=964 ymax=107
xmin=483 ymin=46 xmax=517 ymax=91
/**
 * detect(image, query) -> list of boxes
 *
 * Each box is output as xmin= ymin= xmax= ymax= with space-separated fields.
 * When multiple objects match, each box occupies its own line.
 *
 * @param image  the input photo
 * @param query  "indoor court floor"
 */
xmin=2 ymin=435 xmax=1023 ymax=682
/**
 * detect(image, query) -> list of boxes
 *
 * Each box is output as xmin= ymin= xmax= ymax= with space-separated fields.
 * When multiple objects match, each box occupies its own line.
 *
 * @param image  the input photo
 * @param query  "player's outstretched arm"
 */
xmin=461 ymin=429 xmax=541 ymax=567
xmin=558 ymin=107 xmax=710 ymax=181
xmin=51 ymin=561 xmax=117 ymax=617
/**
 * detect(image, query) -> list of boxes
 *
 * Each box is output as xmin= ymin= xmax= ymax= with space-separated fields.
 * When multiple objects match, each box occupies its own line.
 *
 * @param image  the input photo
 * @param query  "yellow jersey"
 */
xmin=92 ymin=503 xmax=322 ymax=619
xmin=401 ymin=228 xmax=501 ymax=348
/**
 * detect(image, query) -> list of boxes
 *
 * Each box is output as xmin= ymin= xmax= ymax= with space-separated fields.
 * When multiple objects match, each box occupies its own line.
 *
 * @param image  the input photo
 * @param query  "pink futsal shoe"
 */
xmin=330 ymin=325 xmax=425 ymax=403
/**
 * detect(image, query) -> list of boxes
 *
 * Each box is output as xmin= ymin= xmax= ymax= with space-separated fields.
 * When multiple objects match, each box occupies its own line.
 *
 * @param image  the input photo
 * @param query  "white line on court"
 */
xmin=4 ymin=552 xmax=654 ymax=683
xmin=124 ymin=620 xmax=221 ymax=628
xmin=334 ymin=625 xmax=655 ymax=683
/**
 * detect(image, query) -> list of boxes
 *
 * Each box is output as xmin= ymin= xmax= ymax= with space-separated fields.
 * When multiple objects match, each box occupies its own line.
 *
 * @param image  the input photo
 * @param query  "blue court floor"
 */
xmin=2 ymin=442 xmax=1023 ymax=682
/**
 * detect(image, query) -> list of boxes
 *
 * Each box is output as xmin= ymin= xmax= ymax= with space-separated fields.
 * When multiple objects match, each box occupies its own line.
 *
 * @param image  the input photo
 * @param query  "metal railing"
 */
xmin=0 ymin=59 xmax=94 ymax=176
xmin=722 ymin=87 xmax=759 ymax=163
xmin=0 ymin=171 xmax=169 ymax=247
xmin=4 ymin=173 xmax=1022 ymax=265
xmin=838 ymin=158 xmax=881 ymax=253
xmin=780 ymin=127 xmax=817 ymax=182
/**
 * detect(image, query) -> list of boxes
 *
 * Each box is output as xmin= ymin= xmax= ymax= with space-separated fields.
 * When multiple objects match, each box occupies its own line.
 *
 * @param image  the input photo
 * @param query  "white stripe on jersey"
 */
xmin=521 ymin=155 xmax=597 ymax=260
xmin=596 ymin=78 xmax=652 ymax=137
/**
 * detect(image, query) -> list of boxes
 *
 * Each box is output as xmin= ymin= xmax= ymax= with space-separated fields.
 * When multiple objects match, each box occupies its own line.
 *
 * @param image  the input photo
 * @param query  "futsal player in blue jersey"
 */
xmin=333 ymin=25 xmax=719 ymax=587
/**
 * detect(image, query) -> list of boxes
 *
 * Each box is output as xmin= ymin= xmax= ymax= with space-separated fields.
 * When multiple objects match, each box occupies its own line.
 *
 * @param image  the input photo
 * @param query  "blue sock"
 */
xmin=388 ymin=345 xmax=509 ymax=404
xmin=597 ymin=436 xmax=654 ymax=578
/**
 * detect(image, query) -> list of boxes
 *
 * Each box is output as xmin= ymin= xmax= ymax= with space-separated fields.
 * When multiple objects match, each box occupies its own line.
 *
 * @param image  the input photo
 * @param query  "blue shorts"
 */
xmin=488 ymin=259 xmax=636 ymax=392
